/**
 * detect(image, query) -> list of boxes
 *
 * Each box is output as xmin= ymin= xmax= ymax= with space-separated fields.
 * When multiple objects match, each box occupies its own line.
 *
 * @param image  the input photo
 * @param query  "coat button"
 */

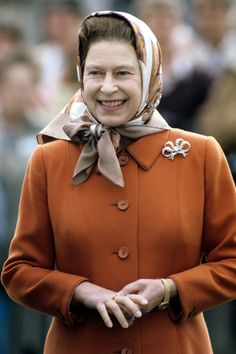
xmin=118 ymin=153 xmax=129 ymax=166
xmin=121 ymin=348 xmax=132 ymax=354
xmin=118 ymin=246 xmax=130 ymax=259
xmin=117 ymin=199 xmax=129 ymax=211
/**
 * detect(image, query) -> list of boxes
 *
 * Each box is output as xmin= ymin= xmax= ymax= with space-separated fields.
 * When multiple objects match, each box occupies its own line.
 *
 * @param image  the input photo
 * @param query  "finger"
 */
xmin=105 ymin=299 xmax=129 ymax=328
xmin=119 ymin=280 xmax=142 ymax=295
xmin=114 ymin=295 xmax=142 ymax=318
xmin=96 ymin=303 xmax=113 ymax=328
xmin=126 ymin=294 xmax=148 ymax=306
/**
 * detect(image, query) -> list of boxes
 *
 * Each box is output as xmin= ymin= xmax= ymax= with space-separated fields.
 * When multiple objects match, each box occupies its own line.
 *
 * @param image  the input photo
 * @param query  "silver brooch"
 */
xmin=162 ymin=138 xmax=191 ymax=160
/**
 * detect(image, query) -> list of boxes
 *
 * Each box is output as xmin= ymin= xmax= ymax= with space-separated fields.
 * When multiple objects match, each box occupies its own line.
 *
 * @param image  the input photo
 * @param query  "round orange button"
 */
xmin=117 ymin=199 xmax=129 ymax=211
xmin=118 ymin=154 xmax=129 ymax=166
xmin=118 ymin=246 xmax=130 ymax=259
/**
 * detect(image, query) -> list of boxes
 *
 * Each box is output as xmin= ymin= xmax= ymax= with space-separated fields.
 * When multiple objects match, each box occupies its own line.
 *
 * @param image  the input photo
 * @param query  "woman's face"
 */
xmin=82 ymin=40 xmax=142 ymax=127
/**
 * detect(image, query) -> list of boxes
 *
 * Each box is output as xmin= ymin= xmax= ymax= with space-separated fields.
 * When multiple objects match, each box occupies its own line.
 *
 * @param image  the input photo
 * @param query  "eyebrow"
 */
xmin=85 ymin=64 xmax=137 ymax=71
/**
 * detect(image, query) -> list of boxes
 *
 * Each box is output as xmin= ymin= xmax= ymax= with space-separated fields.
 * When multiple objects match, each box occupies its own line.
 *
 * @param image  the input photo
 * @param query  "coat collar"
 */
xmin=127 ymin=129 xmax=171 ymax=170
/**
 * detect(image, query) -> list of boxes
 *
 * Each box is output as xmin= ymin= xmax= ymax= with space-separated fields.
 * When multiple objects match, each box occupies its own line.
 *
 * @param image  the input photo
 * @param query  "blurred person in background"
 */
xmin=135 ymin=0 xmax=212 ymax=131
xmin=192 ymin=0 xmax=236 ymax=79
xmin=0 ymin=51 xmax=43 ymax=259
xmin=0 ymin=22 xmax=24 ymax=64
xmin=34 ymin=0 xmax=83 ymax=121
xmin=192 ymin=0 xmax=236 ymax=180
xmin=196 ymin=52 xmax=236 ymax=183
xmin=0 ymin=51 xmax=49 ymax=354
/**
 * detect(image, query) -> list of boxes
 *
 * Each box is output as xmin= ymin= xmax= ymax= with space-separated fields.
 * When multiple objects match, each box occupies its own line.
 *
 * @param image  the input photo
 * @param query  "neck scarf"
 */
xmin=37 ymin=11 xmax=170 ymax=187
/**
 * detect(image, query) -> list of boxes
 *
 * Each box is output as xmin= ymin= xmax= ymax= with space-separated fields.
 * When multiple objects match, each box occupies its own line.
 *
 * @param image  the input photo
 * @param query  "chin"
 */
xmin=96 ymin=118 xmax=127 ymax=127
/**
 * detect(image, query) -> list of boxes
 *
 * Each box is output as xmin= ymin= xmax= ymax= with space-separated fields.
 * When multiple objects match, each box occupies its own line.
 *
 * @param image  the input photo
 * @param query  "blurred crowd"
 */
xmin=0 ymin=0 xmax=236 ymax=353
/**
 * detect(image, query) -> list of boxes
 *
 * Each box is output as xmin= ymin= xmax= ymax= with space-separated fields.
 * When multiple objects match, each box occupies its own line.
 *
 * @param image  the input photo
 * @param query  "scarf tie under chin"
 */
xmin=63 ymin=111 xmax=170 ymax=187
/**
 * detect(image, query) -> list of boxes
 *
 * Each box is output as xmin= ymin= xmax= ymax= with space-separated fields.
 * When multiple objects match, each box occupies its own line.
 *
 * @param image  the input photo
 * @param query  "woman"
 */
xmin=1 ymin=11 xmax=236 ymax=354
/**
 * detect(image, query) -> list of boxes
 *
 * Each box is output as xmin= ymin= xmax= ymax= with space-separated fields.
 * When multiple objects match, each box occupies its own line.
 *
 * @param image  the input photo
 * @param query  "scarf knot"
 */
xmin=63 ymin=111 xmax=170 ymax=188
xmin=89 ymin=123 xmax=104 ymax=139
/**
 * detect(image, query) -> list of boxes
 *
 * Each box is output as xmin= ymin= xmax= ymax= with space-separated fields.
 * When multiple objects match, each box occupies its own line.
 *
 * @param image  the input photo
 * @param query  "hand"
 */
xmin=72 ymin=281 xmax=146 ymax=328
xmin=119 ymin=278 xmax=177 ymax=314
xmin=113 ymin=293 xmax=148 ymax=322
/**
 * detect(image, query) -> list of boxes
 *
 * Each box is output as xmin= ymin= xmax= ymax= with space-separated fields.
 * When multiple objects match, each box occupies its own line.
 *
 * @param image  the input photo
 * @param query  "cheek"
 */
xmin=82 ymin=84 xmax=92 ymax=104
xmin=83 ymin=80 xmax=98 ymax=100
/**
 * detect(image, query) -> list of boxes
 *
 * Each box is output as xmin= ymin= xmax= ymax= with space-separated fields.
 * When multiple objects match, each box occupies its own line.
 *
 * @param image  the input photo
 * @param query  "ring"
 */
xmin=126 ymin=315 xmax=135 ymax=322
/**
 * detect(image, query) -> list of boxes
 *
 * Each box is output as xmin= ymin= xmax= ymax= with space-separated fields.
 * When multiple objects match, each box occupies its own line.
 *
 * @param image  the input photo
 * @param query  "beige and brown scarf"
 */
xmin=37 ymin=11 xmax=170 ymax=187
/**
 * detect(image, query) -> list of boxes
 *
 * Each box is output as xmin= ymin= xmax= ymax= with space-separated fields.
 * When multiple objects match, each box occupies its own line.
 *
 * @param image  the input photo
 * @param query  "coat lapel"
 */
xmin=127 ymin=129 xmax=171 ymax=170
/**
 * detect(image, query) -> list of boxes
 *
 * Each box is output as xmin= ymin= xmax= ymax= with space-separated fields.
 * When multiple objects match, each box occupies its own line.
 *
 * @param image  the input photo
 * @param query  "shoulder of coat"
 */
xmin=169 ymin=128 xmax=209 ymax=145
xmin=39 ymin=139 xmax=81 ymax=153
xmin=37 ymin=139 xmax=82 ymax=163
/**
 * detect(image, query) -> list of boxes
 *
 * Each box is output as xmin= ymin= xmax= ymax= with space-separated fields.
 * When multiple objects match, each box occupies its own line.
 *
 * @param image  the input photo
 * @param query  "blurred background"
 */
xmin=0 ymin=0 xmax=236 ymax=353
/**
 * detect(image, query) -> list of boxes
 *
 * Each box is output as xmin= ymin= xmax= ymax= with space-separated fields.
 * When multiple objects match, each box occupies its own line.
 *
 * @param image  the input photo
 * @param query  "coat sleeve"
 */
xmin=169 ymin=136 xmax=236 ymax=322
xmin=1 ymin=145 xmax=88 ymax=326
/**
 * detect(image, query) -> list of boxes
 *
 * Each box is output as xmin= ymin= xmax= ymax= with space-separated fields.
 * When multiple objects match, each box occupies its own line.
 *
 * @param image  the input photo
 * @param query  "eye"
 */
xmin=89 ymin=70 xmax=101 ymax=76
xmin=117 ymin=71 xmax=130 ymax=76
xmin=85 ymin=69 xmax=105 ymax=77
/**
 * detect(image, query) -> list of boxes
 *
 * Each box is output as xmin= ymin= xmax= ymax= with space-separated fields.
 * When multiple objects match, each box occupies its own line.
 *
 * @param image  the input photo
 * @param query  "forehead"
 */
xmin=84 ymin=40 xmax=139 ymax=66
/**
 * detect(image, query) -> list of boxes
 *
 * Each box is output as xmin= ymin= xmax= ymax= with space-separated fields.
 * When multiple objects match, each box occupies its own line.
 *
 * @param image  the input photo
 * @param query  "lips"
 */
xmin=98 ymin=100 xmax=125 ymax=108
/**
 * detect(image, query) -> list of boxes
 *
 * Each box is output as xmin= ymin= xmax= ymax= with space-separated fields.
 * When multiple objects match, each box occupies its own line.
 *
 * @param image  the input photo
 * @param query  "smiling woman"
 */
xmin=1 ymin=10 xmax=236 ymax=354
xmin=83 ymin=40 xmax=142 ymax=127
xmin=78 ymin=14 xmax=156 ymax=128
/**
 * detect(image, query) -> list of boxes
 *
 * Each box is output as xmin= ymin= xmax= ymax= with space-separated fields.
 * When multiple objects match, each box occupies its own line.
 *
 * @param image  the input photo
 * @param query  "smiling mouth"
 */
xmin=98 ymin=100 xmax=126 ymax=108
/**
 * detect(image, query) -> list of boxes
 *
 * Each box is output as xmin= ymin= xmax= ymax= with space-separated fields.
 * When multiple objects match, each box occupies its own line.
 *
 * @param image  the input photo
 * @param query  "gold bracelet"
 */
xmin=158 ymin=278 xmax=170 ymax=310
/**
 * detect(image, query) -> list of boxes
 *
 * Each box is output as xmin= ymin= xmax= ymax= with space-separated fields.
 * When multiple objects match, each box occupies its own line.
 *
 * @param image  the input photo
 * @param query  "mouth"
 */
xmin=97 ymin=99 xmax=126 ymax=110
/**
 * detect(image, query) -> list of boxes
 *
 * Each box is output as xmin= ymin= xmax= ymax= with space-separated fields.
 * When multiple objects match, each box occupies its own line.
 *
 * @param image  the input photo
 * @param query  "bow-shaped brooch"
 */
xmin=162 ymin=138 xmax=191 ymax=160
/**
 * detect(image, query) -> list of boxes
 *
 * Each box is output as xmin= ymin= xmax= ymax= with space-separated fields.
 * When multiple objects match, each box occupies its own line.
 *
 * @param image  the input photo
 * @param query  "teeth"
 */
xmin=100 ymin=100 xmax=124 ymax=108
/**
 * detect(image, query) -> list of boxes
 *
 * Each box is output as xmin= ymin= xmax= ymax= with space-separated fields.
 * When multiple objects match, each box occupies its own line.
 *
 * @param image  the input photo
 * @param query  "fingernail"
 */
xmin=122 ymin=322 xmax=129 ymax=328
xmin=107 ymin=321 xmax=113 ymax=328
xmin=142 ymin=299 xmax=148 ymax=304
xmin=135 ymin=310 xmax=142 ymax=317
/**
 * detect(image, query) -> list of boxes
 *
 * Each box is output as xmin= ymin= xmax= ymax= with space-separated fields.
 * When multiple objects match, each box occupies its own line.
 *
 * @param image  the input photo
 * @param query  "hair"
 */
xmin=0 ymin=22 xmax=23 ymax=42
xmin=79 ymin=15 xmax=136 ymax=74
xmin=0 ymin=51 xmax=40 ymax=85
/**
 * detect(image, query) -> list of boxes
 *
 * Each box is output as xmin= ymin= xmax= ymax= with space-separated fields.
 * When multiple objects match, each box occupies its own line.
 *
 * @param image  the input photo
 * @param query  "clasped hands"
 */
xmin=72 ymin=278 xmax=175 ymax=329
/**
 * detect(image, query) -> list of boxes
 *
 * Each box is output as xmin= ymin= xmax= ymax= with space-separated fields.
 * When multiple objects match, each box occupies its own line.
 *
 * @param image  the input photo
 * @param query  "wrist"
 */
xmin=73 ymin=281 xmax=91 ymax=305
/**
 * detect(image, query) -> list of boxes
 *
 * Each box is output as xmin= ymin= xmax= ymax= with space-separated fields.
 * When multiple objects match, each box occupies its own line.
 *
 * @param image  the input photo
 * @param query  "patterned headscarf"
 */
xmin=37 ymin=11 xmax=170 ymax=187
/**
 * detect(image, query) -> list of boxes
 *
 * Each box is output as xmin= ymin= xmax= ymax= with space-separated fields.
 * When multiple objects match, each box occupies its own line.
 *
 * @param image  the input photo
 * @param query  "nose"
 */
xmin=100 ymin=73 xmax=118 ymax=94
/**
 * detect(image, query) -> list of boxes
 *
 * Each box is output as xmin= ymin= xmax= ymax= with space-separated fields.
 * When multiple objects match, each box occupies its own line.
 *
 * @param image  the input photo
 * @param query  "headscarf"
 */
xmin=37 ymin=11 xmax=170 ymax=187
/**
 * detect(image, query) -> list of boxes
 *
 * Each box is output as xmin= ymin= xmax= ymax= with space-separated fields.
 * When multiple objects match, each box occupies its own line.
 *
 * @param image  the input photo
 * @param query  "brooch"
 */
xmin=162 ymin=138 xmax=191 ymax=160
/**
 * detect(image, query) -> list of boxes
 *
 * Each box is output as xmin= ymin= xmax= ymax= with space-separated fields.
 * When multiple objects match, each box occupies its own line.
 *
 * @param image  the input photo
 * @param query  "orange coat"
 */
xmin=2 ymin=128 xmax=236 ymax=354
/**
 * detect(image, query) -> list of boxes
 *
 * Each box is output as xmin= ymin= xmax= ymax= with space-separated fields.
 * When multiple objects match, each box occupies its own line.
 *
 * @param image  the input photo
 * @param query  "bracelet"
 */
xmin=158 ymin=278 xmax=170 ymax=310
